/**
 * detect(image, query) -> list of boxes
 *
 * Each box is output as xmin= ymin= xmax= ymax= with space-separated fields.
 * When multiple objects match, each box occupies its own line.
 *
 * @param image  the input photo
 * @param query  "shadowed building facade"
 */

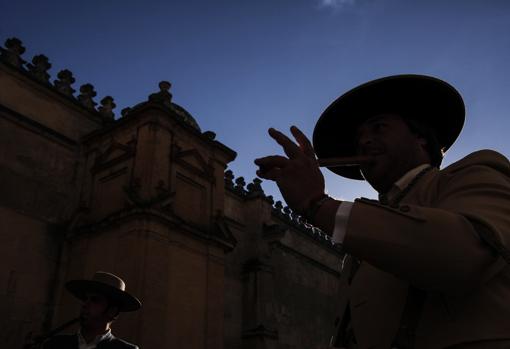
xmin=0 ymin=37 xmax=342 ymax=349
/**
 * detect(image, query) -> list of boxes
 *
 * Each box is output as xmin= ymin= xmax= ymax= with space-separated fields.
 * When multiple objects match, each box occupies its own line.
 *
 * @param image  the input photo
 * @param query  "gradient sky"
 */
xmin=2 ymin=0 xmax=510 ymax=202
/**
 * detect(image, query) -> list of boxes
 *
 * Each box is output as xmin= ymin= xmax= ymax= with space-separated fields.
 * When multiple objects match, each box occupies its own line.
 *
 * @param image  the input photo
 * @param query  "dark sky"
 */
xmin=2 ymin=0 xmax=510 ymax=200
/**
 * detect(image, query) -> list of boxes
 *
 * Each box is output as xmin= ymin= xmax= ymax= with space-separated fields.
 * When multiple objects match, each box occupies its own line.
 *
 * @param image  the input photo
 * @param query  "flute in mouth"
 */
xmin=317 ymin=155 xmax=374 ymax=168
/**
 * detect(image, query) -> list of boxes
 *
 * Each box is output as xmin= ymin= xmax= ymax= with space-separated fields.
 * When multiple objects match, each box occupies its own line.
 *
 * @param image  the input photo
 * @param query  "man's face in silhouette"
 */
xmin=356 ymin=114 xmax=431 ymax=193
xmin=80 ymin=292 xmax=116 ymax=329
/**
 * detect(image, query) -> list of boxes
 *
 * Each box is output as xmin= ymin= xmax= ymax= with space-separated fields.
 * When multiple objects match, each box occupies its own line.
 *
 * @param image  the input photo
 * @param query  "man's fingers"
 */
xmin=290 ymin=125 xmax=316 ymax=158
xmin=254 ymin=155 xmax=288 ymax=168
xmin=256 ymin=126 xmax=316 ymax=182
xmin=254 ymin=155 xmax=288 ymax=180
xmin=268 ymin=128 xmax=301 ymax=159
xmin=256 ymin=167 xmax=282 ymax=181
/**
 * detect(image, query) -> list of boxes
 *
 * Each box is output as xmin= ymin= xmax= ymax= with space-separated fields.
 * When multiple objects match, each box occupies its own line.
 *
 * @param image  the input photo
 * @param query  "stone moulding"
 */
xmin=211 ymin=214 xmax=238 ymax=252
xmin=0 ymin=104 xmax=78 ymax=147
xmin=91 ymin=141 xmax=136 ymax=174
xmin=172 ymin=146 xmax=215 ymax=183
xmin=65 ymin=206 xmax=237 ymax=252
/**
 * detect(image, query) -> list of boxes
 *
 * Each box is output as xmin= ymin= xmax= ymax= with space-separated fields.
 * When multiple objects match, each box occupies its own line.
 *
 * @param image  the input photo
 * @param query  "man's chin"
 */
xmin=360 ymin=161 xmax=390 ymax=190
xmin=360 ymin=159 xmax=381 ymax=178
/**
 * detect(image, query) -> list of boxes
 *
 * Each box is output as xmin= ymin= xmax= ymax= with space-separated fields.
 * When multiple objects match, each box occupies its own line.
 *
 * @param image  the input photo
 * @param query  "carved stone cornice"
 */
xmin=211 ymin=213 xmax=238 ymax=252
xmin=65 ymin=207 xmax=236 ymax=252
xmin=91 ymin=140 xmax=136 ymax=173
xmin=172 ymin=144 xmax=215 ymax=183
xmin=123 ymin=179 xmax=175 ymax=212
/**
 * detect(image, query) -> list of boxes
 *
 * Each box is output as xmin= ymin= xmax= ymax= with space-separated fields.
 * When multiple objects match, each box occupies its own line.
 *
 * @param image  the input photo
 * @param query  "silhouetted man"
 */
xmin=255 ymin=75 xmax=510 ymax=348
xmin=43 ymin=271 xmax=141 ymax=349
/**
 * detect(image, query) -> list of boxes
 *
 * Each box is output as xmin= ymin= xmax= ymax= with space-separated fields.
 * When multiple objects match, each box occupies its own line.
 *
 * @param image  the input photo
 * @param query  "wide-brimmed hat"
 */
xmin=313 ymin=74 xmax=465 ymax=179
xmin=65 ymin=271 xmax=141 ymax=312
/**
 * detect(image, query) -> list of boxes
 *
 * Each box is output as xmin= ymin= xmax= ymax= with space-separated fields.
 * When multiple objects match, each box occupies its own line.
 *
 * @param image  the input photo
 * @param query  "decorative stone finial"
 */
xmin=247 ymin=178 xmax=264 ymax=195
xmin=121 ymin=107 xmax=132 ymax=117
xmin=235 ymin=176 xmax=246 ymax=187
xmin=160 ymin=81 xmax=171 ymax=90
xmin=27 ymin=54 xmax=51 ymax=83
xmin=203 ymin=131 xmax=216 ymax=140
xmin=224 ymin=170 xmax=234 ymax=189
xmin=78 ymin=83 xmax=97 ymax=109
xmin=54 ymin=69 xmax=76 ymax=96
xmin=148 ymin=81 xmax=173 ymax=108
xmin=234 ymin=176 xmax=246 ymax=195
xmin=99 ymin=96 xmax=116 ymax=119
xmin=1 ymin=37 xmax=26 ymax=68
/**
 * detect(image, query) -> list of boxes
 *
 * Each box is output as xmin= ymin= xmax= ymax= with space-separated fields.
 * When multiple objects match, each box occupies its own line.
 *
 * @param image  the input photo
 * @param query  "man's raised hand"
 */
xmin=254 ymin=126 xmax=326 ymax=215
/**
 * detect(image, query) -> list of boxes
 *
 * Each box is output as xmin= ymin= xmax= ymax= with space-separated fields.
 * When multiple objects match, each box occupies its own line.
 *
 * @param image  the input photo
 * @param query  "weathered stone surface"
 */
xmin=223 ymin=182 xmax=342 ymax=349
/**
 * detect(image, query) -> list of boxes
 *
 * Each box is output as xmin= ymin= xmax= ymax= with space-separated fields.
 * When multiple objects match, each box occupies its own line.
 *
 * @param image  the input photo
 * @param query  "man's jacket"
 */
xmin=338 ymin=149 xmax=510 ymax=349
xmin=42 ymin=333 xmax=139 ymax=349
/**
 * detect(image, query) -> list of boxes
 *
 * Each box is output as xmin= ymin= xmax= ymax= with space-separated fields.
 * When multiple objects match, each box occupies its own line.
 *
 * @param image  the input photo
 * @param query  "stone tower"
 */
xmin=0 ymin=37 xmax=236 ymax=349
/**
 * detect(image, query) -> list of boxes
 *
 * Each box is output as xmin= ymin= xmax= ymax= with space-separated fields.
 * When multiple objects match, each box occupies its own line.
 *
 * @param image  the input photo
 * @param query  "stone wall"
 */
xmin=0 ymin=37 xmax=343 ymax=349
xmin=222 ymin=173 xmax=342 ymax=349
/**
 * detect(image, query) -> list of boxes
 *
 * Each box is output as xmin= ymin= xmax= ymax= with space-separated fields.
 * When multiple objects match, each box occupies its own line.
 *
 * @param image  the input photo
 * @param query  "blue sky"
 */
xmin=2 ymin=0 xmax=510 ymax=202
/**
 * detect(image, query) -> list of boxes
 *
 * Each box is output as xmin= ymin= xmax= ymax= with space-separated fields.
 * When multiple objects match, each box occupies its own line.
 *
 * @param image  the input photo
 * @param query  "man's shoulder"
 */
xmin=441 ymin=149 xmax=510 ymax=176
xmin=100 ymin=335 xmax=139 ymax=349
